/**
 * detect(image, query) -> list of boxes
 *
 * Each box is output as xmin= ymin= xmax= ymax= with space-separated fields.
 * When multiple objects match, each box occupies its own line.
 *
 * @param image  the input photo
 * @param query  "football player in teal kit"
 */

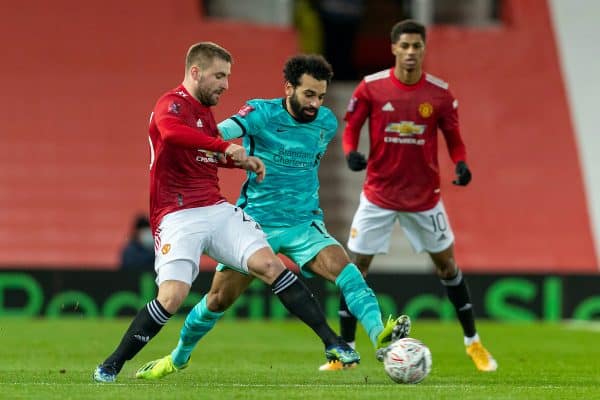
xmin=136 ymin=54 xmax=410 ymax=378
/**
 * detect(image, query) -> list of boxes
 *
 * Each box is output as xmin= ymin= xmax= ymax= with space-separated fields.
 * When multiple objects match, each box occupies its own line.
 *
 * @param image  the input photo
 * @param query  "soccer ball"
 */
xmin=383 ymin=338 xmax=432 ymax=384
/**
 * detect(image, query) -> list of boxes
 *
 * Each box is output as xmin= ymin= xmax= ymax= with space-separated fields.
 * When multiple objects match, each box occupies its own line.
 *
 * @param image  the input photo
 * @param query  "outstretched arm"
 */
xmin=219 ymin=156 xmax=265 ymax=181
xmin=238 ymin=156 xmax=265 ymax=182
xmin=217 ymin=152 xmax=265 ymax=182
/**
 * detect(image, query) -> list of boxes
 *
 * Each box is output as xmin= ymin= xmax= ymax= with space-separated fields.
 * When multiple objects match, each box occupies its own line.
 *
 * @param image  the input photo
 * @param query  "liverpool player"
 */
xmin=340 ymin=20 xmax=497 ymax=372
xmin=134 ymin=54 xmax=410 ymax=380
xmin=93 ymin=42 xmax=356 ymax=382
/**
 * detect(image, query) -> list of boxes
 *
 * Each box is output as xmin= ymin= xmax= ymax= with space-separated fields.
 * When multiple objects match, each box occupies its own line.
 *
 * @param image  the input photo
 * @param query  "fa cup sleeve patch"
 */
xmin=237 ymin=104 xmax=255 ymax=117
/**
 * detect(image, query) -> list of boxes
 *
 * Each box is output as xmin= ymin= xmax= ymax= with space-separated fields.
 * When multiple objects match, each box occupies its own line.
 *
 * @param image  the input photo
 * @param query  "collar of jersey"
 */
xmin=388 ymin=68 xmax=426 ymax=91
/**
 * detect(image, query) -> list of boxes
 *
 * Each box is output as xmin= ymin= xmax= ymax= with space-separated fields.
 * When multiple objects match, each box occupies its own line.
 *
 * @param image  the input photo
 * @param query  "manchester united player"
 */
xmin=93 ymin=42 xmax=356 ymax=382
xmin=340 ymin=20 xmax=497 ymax=371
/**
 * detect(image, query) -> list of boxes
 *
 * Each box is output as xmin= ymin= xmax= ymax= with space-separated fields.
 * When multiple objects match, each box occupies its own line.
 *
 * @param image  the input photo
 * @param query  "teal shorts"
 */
xmin=216 ymin=219 xmax=340 ymax=278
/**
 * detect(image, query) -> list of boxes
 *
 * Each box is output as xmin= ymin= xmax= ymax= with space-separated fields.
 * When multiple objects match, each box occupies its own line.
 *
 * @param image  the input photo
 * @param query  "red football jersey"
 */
xmin=343 ymin=69 xmax=467 ymax=212
xmin=148 ymin=85 xmax=231 ymax=232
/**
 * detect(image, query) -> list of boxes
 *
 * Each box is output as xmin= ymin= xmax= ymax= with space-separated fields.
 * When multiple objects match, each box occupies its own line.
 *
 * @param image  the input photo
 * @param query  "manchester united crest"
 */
xmin=418 ymin=102 xmax=433 ymax=118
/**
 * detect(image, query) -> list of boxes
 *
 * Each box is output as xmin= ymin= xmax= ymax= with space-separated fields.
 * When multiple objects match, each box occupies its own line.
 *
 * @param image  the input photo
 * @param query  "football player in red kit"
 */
xmin=340 ymin=20 xmax=497 ymax=372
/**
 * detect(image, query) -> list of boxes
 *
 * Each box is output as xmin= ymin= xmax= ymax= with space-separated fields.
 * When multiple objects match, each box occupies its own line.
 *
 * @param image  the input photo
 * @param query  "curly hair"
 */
xmin=283 ymin=54 xmax=334 ymax=87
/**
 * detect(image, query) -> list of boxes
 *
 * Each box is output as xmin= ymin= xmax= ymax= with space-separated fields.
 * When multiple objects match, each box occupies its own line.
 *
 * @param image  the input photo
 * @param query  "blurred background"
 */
xmin=1 ymin=0 xmax=599 ymax=321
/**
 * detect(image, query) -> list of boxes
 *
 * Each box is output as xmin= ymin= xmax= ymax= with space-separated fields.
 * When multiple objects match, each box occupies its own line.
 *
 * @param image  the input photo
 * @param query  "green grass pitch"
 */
xmin=2 ymin=319 xmax=599 ymax=399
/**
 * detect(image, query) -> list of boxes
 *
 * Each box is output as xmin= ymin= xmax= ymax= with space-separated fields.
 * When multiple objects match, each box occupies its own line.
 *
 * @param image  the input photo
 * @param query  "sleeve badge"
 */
xmin=237 ymin=104 xmax=255 ymax=117
xmin=347 ymin=97 xmax=358 ymax=112
xmin=168 ymin=102 xmax=181 ymax=115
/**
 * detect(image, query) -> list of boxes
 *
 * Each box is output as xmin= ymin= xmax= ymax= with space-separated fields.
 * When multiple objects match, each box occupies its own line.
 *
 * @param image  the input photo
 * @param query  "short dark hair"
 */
xmin=283 ymin=54 xmax=334 ymax=87
xmin=391 ymin=19 xmax=426 ymax=43
xmin=186 ymin=42 xmax=233 ymax=70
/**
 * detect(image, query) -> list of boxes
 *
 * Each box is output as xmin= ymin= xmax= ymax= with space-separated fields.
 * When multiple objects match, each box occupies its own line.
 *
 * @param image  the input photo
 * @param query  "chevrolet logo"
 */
xmin=384 ymin=121 xmax=426 ymax=136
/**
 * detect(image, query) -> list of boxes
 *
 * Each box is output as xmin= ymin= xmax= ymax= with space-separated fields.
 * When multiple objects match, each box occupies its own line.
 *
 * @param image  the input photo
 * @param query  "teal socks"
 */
xmin=171 ymin=295 xmax=223 ymax=367
xmin=335 ymin=263 xmax=384 ymax=346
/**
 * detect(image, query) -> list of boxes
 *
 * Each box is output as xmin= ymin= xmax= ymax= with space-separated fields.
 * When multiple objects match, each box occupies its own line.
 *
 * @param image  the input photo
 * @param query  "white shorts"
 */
xmin=347 ymin=193 xmax=454 ymax=255
xmin=153 ymin=203 xmax=269 ymax=285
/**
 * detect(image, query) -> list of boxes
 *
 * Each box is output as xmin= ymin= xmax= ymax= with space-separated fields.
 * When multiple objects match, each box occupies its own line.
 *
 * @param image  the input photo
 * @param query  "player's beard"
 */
xmin=196 ymin=89 xmax=220 ymax=106
xmin=289 ymin=92 xmax=318 ymax=123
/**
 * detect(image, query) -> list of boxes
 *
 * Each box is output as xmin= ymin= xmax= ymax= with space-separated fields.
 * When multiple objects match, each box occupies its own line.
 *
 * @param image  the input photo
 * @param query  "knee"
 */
xmin=434 ymin=258 xmax=458 ymax=279
xmin=257 ymin=255 xmax=285 ymax=283
xmin=157 ymin=280 xmax=191 ymax=313
xmin=157 ymin=289 xmax=187 ymax=314
xmin=247 ymin=248 xmax=285 ymax=282
xmin=263 ymin=256 xmax=280 ymax=272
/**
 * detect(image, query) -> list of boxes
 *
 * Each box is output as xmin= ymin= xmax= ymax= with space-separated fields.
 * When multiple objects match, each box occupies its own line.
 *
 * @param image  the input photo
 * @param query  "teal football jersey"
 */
xmin=219 ymin=98 xmax=338 ymax=227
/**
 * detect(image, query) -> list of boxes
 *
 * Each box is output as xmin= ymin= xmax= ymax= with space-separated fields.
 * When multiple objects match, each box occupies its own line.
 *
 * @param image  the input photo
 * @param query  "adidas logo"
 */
xmin=438 ymin=233 xmax=447 ymax=241
xmin=382 ymin=102 xmax=394 ymax=111
xmin=133 ymin=334 xmax=150 ymax=343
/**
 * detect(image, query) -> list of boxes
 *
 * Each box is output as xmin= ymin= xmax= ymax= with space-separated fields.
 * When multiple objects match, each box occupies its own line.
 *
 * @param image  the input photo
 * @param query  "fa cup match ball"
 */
xmin=383 ymin=338 xmax=432 ymax=384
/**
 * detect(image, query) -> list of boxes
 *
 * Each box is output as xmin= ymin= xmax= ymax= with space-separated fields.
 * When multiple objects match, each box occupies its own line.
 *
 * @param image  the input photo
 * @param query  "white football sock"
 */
xmin=464 ymin=333 xmax=480 ymax=346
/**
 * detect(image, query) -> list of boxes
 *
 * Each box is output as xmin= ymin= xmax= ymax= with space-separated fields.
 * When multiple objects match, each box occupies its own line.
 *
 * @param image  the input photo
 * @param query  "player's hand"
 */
xmin=346 ymin=151 xmax=367 ymax=171
xmin=224 ymin=143 xmax=247 ymax=162
xmin=239 ymin=156 xmax=266 ymax=183
xmin=452 ymin=161 xmax=472 ymax=186
xmin=216 ymin=152 xmax=227 ymax=163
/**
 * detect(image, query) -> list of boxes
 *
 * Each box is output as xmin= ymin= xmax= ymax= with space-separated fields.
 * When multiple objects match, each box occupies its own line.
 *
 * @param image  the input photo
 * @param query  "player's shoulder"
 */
xmin=159 ymin=87 xmax=191 ymax=101
xmin=243 ymin=98 xmax=284 ymax=116
xmin=153 ymin=87 xmax=197 ymax=115
xmin=363 ymin=68 xmax=391 ymax=84
xmin=244 ymin=97 xmax=270 ymax=105
xmin=424 ymin=73 xmax=451 ymax=91
xmin=228 ymin=98 xmax=281 ymax=122
xmin=246 ymin=98 xmax=281 ymax=108
xmin=318 ymin=105 xmax=335 ymax=119
xmin=156 ymin=86 xmax=194 ymax=107
xmin=315 ymin=106 xmax=338 ymax=129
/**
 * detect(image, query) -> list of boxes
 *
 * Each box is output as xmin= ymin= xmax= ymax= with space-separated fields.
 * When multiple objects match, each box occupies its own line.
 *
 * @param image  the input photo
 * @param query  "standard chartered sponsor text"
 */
xmin=273 ymin=146 xmax=315 ymax=168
